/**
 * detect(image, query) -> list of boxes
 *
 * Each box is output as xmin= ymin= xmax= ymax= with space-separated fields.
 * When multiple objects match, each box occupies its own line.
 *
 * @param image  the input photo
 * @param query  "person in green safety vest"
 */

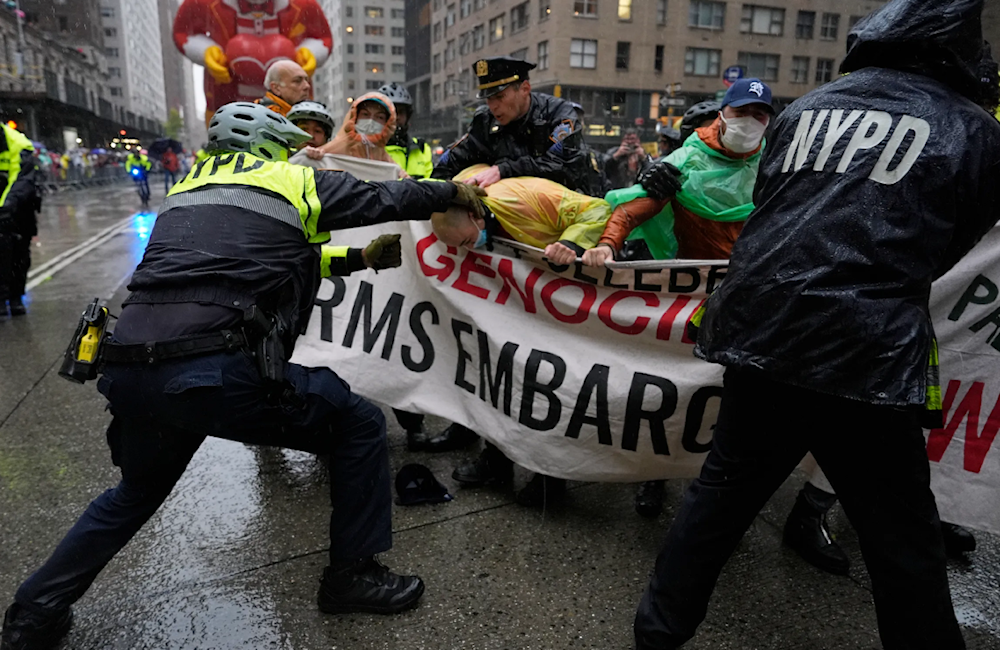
xmin=379 ymin=83 xmax=433 ymax=179
xmin=0 ymin=122 xmax=40 ymax=316
xmin=124 ymin=149 xmax=151 ymax=175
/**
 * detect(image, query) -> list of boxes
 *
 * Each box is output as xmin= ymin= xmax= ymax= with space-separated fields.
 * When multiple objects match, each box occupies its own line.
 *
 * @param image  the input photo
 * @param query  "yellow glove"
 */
xmin=204 ymin=45 xmax=231 ymax=84
xmin=296 ymin=47 xmax=317 ymax=76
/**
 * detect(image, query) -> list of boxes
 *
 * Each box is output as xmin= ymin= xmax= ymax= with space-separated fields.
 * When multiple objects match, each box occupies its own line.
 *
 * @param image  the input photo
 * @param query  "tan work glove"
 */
xmin=363 ymin=233 xmax=402 ymax=271
xmin=450 ymin=182 xmax=488 ymax=221
xmin=204 ymin=46 xmax=231 ymax=84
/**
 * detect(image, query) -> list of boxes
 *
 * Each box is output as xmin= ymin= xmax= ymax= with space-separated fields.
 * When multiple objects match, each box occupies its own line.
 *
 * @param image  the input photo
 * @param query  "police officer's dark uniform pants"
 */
xmin=14 ymin=350 xmax=392 ymax=613
xmin=634 ymin=367 xmax=965 ymax=650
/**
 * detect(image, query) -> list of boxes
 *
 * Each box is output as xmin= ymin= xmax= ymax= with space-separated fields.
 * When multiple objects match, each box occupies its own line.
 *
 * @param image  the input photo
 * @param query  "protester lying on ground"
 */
xmin=583 ymin=78 xmax=773 ymax=267
xmin=431 ymin=164 xmax=613 ymax=263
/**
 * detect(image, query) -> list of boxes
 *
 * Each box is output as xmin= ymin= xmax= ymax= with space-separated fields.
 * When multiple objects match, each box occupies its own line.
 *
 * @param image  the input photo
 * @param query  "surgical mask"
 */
xmin=474 ymin=226 xmax=489 ymax=249
xmin=355 ymin=119 xmax=383 ymax=135
xmin=719 ymin=112 xmax=768 ymax=153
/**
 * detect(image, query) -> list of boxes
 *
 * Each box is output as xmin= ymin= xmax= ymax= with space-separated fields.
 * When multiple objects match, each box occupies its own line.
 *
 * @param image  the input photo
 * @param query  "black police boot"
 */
xmin=317 ymin=556 xmax=424 ymax=615
xmin=783 ymin=483 xmax=850 ymax=575
xmin=635 ymin=480 xmax=665 ymax=518
xmin=515 ymin=474 xmax=567 ymax=509
xmin=405 ymin=429 xmax=428 ymax=453
xmin=1 ymin=603 xmax=73 ymax=650
xmin=424 ymin=423 xmax=480 ymax=453
xmin=452 ymin=443 xmax=513 ymax=487
xmin=941 ymin=522 xmax=977 ymax=556
xmin=8 ymin=298 xmax=25 ymax=316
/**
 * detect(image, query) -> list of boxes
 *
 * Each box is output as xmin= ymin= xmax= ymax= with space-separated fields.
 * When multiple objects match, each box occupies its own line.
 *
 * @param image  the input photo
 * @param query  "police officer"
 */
xmin=426 ymin=56 xmax=595 ymax=458
xmin=0 ymin=122 xmax=39 ymax=316
xmin=0 ymin=102 xmax=487 ymax=649
xmin=379 ymin=82 xmax=433 ymax=179
xmin=433 ymin=56 xmax=592 ymax=194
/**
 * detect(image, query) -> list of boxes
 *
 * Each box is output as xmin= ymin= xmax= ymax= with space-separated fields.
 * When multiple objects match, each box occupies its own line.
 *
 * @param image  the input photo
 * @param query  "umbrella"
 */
xmin=147 ymin=138 xmax=183 ymax=159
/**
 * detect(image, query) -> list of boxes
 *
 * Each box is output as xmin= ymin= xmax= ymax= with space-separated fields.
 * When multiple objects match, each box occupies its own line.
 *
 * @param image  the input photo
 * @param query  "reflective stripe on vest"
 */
xmin=169 ymin=152 xmax=328 ymax=243
xmin=159 ymin=186 xmax=303 ymax=230
xmin=925 ymin=338 xmax=941 ymax=412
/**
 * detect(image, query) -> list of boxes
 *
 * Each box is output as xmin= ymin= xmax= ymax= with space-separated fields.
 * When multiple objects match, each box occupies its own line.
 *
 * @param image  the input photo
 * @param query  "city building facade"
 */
xmin=314 ymin=0 xmax=408 ymax=118
xmin=416 ymin=0 xmax=888 ymax=148
xmin=101 ymin=0 xmax=167 ymax=124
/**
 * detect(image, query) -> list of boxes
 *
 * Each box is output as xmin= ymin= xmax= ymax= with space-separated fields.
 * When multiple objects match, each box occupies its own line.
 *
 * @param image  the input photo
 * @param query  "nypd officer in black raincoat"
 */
xmin=634 ymin=0 xmax=999 ymax=648
xmin=1 ymin=102 xmax=487 ymax=650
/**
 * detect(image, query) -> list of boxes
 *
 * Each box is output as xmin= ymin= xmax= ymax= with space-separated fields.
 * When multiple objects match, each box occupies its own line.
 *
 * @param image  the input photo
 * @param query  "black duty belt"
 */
xmin=102 ymin=329 xmax=249 ymax=365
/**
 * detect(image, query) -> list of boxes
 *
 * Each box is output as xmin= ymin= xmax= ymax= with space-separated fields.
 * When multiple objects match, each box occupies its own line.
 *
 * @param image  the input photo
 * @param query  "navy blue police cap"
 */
xmin=474 ymin=56 xmax=537 ymax=99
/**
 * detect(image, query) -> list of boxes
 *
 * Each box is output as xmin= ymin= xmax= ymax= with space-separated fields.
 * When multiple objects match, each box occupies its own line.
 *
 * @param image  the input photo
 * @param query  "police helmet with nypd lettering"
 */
xmin=207 ymin=102 xmax=311 ymax=162
xmin=473 ymin=56 xmax=537 ymax=99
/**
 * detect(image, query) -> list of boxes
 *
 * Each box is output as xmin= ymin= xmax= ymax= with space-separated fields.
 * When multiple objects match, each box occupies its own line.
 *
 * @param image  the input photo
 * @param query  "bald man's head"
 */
xmin=265 ymin=60 xmax=311 ymax=104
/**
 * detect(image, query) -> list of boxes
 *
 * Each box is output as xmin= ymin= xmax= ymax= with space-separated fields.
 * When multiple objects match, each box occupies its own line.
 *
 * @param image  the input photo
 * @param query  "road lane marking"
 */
xmin=26 ymin=216 xmax=138 ymax=291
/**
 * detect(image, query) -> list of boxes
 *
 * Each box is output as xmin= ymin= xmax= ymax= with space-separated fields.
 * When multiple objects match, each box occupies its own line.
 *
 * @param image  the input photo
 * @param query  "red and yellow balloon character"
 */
xmin=173 ymin=0 xmax=333 ymax=124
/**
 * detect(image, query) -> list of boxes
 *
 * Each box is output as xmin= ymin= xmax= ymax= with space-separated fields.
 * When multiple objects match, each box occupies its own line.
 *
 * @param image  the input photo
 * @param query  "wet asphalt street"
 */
xmin=1 ymin=182 xmax=999 ymax=650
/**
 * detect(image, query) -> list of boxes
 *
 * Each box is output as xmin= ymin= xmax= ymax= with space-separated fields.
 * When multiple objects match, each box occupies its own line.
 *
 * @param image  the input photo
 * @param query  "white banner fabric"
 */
xmin=291 ymin=220 xmax=1000 ymax=535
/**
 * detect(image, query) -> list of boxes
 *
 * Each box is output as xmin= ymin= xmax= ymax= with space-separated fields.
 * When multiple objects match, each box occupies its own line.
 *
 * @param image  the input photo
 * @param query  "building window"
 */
xmin=105 ymin=47 xmax=119 ymax=57
xmin=461 ymin=0 xmax=472 ymax=18
xmin=445 ymin=74 xmax=455 ymax=96
xmin=616 ymin=41 xmax=630 ymax=70
xmin=366 ymin=80 xmax=385 ymax=90
xmin=446 ymin=4 xmax=456 ymax=26
xmin=574 ymin=0 xmax=597 ymax=18
xmin=348 ymin=79 xmax=356 ymax=89
xmin=795 ymin=11 xmax=814 ymax=39
xmin=474 ymin=0 xmax=486 ymax=11
xmin=510 ymin=48 xmax=528 ymax=60
xmin=684 ymin=47 xmax=720 ymax=76
xmin=445 ymin=39 xmax=456 ymax=62
xmin=791 ymin=56 xmax=809 ymax=83
xmin=741 ymin=5 xmax=784 ymax=36
xmin=108 ymin=66 xmax=120 ymax=77
xmin=821 ymin=13 xmax=840 ymax=40
xmin=110 ymin=87 xmax=122 ymax=96
xmin=511 ymin=1 xmax=529 ymax=32
xmin=367 ymin=62 xmax=385 ymax=73
xmin=103 ymin=27 xmax=117 ymax=38
xmin=539 ymin=0 xmax=551 ymax=21
xmin=473 ymin=24 xmax=485 ymax=49
xmin=737 ymin=51 xmax=780 ymax=80
xmin=347 ymin=62 xmax=355 ymax=72
xmin=347 ymin=43 xmax=355 ymax=53
xmin=345 ymin=6 xmax=354 ymax=17
xmin=392 ymin=8 xmax=405 ymax=18
xmin=433 ymin=83 xmax=442 ymax=103
xmin=848 ymin=14 xmax=863 ymax=30
xmin=656 ymin=0 xmax=667 ymax=25
xmin=365 ymin=43 xmax=385 ymax=53
xmin=433 ymin=21 xmax=442 ymax=42
xmin=618 ymin=0 xmax=632 ymax=20
xmin=392 ymin=63 xmax=406 ymax=73
xmin=100 ymin=7 xmax=114 ymax=17
xmin=459 ymin=31 xmax=472 ymax=55
xmin=654 ymin=44 xmax=664 ymax=72
xmin=433 ymin=53 xmax=442 ymax=72
xmin=365 ymin=25 xmax=384 ymax=35
xmin=392 ymin=45 xmax=405 ymax=55
xmin=816 ymin=58 xmax=834 ymax=84
xmin=392 ymin=26 xmax=405 ymax=37
xmin=489 ymin=14 xmax=504 ymax=42
xmin=537 ymin=40 xmax=549 ymax=69
xmin=688 ymin=1 xmax=724 ymax=29
xmin=365 ymin=6 xmax=383 ymax=17
xmin=434 ymin=0 xmax=442 ymax=10
xmin=570 ymin=38 xmax=597 ymax=68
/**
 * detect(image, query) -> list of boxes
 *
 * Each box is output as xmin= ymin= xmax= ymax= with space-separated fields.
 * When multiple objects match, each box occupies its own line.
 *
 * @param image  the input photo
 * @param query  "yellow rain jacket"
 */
xmin=454 ymin=164 xmax=610 ymax=250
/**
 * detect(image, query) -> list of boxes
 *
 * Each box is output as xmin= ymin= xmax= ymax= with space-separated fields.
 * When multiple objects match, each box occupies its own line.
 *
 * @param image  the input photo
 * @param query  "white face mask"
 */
xmin=719 ymin=112 xmax=768 ymax=153
xmin=355 ymin=118 xmax=383 ymax=135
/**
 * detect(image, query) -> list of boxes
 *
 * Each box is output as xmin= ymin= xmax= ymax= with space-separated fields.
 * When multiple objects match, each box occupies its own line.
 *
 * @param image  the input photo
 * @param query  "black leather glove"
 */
xmin=450 ymin=182 xmax=488 ymax=221
xmin=364 ymin=233 xmax=402 ymax=271
xmin=637 ymin=161 xmax=683 ymax=201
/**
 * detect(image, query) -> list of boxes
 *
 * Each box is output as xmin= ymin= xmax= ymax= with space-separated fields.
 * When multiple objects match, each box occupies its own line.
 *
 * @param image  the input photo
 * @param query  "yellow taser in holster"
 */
xmin=59 ymin=298 xmax=111 ymax=383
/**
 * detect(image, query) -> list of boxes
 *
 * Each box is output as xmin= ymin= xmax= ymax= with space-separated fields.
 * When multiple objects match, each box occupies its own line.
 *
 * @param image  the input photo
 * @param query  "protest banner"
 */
xmin=292 ymin=221 xmax=1000 ymax=535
